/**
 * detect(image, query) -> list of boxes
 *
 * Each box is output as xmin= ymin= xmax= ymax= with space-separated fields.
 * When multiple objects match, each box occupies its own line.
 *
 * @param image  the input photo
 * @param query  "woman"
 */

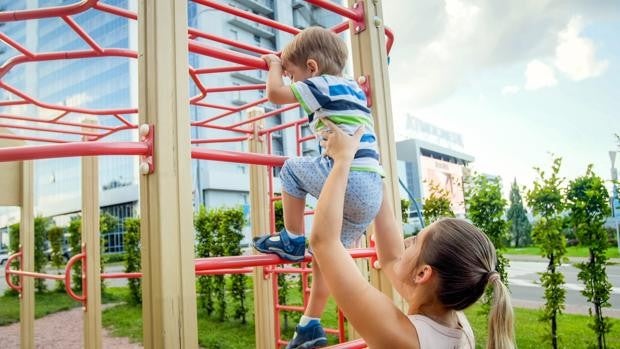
xmin=309 ymin=119 xmax=515 ymax=348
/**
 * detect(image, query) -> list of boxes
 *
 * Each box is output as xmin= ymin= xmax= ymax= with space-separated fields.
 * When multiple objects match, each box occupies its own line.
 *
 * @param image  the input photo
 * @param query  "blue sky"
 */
xmin=382 ymin=0 xmax=620 ymax=196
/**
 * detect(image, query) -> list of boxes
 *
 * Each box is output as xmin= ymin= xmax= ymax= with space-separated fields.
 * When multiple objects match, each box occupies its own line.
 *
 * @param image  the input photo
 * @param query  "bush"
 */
xmin=123 ymin=218 xmax=141 ymax=305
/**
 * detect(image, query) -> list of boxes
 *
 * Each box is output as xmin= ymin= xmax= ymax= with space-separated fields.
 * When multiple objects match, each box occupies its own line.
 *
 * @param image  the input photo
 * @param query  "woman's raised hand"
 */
xmin=319 ymin=118 xmax=364 ymax=164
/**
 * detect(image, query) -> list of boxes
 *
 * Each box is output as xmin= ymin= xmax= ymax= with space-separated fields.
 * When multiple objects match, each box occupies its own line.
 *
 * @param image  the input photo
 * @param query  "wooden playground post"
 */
xmin=81 ymin=118 xmax=102 ymax=349
xmin=247 ymin=107 xmax=276 ymax=349
xmin=348 ymin=0 xmax=404 ymax=313
xmin=137 ymin=1 xmax=198 ymax=348
xmin=0 ymin=130 xmax=34 ymax=349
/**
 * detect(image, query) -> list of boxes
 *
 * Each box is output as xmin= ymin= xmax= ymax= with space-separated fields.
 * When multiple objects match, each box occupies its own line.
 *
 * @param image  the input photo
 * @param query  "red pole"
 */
xmin=0 ymin=141 xmax=149 ymax=163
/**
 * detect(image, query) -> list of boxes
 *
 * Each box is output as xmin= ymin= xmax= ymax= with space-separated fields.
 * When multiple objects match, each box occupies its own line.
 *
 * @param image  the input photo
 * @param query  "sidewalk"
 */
xmin=506 ymin=254 xmax=620 ymax=264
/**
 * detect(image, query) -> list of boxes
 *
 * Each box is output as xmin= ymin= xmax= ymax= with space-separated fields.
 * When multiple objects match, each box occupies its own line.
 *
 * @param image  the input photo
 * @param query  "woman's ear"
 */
xmin=414 ymin=265 xmax=433 ymax=284
xmin=306 ymin=59 xmax=319 ymax=76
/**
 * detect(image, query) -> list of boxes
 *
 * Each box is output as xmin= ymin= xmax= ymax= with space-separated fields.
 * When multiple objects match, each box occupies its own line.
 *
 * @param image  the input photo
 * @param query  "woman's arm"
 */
xmin=371 ymin=192 xmax=407 ymax=290
xmin=310 ymin=120 xmax=418 ymax=348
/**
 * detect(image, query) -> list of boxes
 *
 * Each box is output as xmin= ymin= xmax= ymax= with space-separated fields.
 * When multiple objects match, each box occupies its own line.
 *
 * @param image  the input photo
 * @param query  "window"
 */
xmin=229 ymin=29 xmax=238 ymax=41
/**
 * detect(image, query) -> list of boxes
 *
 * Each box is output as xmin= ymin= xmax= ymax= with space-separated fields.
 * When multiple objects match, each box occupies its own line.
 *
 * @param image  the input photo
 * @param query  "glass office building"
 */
xmin=0 ymin=0 xmax=338 ymax=251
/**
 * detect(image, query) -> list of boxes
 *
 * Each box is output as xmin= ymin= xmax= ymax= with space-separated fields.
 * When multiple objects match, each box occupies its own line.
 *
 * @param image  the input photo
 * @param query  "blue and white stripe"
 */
xmin=290 ymin=75 xmax=384 ymax=175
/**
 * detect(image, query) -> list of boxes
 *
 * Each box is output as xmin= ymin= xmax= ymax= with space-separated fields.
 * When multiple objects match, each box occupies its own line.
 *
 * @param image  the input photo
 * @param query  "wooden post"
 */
xmin=82 ymin=118 xmax=102 ymax=349
xmin=348 ymin=0 xmax=404 ymax=325
xmin=20 ymin=159 xmax=34 ymax=349
xmin=247 ymin=107 xmax=276 ymax=349
xmin=138 ymin=1 xmax=198 ymax=348
xmin=0 ymin=129 xmax=34 ymax=349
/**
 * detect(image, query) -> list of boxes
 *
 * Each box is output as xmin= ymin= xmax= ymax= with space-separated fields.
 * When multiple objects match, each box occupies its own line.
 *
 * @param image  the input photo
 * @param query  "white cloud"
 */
xmin=554 ymin=16 xmax=609 ymax=81
xmin=501 ymin=85 xmax=520 ymax=95
xmin=382 ymin=0 xmax=620 ymax=110
xmin=525 ymin=60 xmax=557 ymax=90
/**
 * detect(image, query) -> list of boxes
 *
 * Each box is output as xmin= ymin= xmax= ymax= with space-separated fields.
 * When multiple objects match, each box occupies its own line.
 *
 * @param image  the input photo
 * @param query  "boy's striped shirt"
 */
xmin=290 ymin=75 xmax=384 ymax=176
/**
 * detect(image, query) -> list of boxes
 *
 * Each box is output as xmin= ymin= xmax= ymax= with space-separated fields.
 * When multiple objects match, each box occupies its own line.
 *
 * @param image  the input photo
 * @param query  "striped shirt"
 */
xmin=290 ymin=75 xmax=384 ymax=175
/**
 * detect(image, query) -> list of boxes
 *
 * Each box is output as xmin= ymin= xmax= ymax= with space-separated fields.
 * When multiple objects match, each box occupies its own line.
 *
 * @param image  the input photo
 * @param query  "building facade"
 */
xmin=0 ymin=0 xmax=338 ymax=251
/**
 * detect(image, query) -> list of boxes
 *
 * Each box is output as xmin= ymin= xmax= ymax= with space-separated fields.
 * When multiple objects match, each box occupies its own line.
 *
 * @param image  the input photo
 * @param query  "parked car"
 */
xmin=0 ymin=248 xmax=9 ymax=266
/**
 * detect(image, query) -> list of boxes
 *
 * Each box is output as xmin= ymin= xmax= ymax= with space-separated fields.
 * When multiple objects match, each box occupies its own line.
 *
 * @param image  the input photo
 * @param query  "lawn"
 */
xmin=506 ymin=246 xmax=620 ymax=259
xmin=0 ymin=286 xmax=127 ymax=326
xmin=465 ymin=304 xmax=620 ymax=349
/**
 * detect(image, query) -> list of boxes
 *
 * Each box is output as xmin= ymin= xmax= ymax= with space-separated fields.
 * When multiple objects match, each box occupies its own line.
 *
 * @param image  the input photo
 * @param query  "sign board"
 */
xmin=420 ymin=156 xmax=466 ymax=216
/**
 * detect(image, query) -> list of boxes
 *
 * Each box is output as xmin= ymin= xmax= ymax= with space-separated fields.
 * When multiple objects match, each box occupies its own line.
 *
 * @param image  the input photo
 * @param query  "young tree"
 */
xmin=423 ymin=181 xmax=455 ymax=224
xmin=195 ymin=206 xmax=216 ymax=316
xmin=34 ymin=216 xmax=51 ymax=292
xmin=566 ymin=165 xmax=613 ymax=349
xmin=400 ymin=198 xmax=410 ymax=223
xmin=47 ymin=225 xmax=65 ymax=291
xmin=123 ymin=218 xmax=142 ymax=305
xmin=67 ymin=217 xmax=82 ymax=291
xmin=465 ymin=174 xmax=509 ymax=283
xmin=506 ymin=179 xmax=532 ymax=247
xmin=526 ymin=157 xmax=567 ymax=349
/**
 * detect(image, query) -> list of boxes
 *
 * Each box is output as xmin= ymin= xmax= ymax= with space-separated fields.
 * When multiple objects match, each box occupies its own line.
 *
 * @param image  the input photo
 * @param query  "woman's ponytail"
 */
xmin=487 ymin=273 xmax=515 ymax=349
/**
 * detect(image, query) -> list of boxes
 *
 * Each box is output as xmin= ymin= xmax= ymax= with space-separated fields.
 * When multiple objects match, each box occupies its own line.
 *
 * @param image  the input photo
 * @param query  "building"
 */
xmin=0 ymin=0 xmax=339 ymax=251
xmin=396 ymin=115 xmax=474 ymax=226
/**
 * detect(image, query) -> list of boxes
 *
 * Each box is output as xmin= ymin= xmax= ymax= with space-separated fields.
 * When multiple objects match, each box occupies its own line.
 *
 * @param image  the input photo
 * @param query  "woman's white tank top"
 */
xmin=408 ymin=312 xmax=475 ymax=349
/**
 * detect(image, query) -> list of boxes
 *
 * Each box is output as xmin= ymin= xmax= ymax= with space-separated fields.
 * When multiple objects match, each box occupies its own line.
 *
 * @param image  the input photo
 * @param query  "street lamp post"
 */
xmin=610 ymin=150 xmax=620 ymax=251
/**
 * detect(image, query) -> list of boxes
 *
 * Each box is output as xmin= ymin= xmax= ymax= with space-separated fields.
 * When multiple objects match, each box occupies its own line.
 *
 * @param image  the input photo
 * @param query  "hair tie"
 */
xmin=488 ymin=271 xmax=500 ymax=284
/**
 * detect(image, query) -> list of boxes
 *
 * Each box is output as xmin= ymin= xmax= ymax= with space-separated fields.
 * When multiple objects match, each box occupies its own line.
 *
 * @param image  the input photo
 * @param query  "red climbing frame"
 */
xmin=0 ymin=1 xmax=394 ymax=347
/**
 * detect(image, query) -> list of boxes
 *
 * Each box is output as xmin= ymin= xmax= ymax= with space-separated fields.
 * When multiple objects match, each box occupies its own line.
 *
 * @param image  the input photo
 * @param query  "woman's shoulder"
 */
xmin=408 ymin=313 xmax=475 ymax=349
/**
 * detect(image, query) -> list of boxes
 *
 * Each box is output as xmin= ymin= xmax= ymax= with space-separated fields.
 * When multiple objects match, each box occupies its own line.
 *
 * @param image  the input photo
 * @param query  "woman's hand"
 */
xmin=320 ymin=119 xmax=364 ymax=164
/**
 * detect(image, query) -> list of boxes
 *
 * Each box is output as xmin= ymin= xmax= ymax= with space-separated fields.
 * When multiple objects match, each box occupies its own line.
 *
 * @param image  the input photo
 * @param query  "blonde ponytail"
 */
xmin=487 ymin=274 xmax=515 ymax=349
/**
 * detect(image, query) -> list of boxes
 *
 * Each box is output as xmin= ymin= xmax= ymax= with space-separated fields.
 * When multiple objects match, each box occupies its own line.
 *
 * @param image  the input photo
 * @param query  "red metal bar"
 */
xmin=188 ymin=28 xmax=275 ymax=55
xmin=191 ymin=135 xmax=249 ymax=145
xmin=261 ymin=117 xmax=307 ymax=135
xmin=276 ymin=304 xmax=304 ymax=312
xmin=231 ymin=104 xmax=299 ymax=128
xmin=0 ymin=114 xmax=118 ymax=131
xmin=195 ymin=123 xmax=252 ymax=134
xmin=0 ymin=32 xmax=36 ymax=58
xmin=305 ymin=0 xmax=363 ymax=21
xmin=0 ymin=122 xmax=101 ymax=138
xmin=101 ymin=272 xmax=143 ymax=279
xmin=194 ymin=248 xmax=376 ymax=271
xmin=191 ymin=147 xmax=287 ymax=167
xmin=338 ymin=309 xmax=346 ymax=342
xmin=325 ymin=339 xmax=367 ymax=349
xmin=194 ymin=65 xmax=255 ymax=75
xmin=193 ymin=0 xmax=300 ymax=35
xmin=62 ymin=15 xmax=104 ymax=53
xmin=189 ymin=40 xmax=267 ymax=70
xmin=0 ymin=133 xmax=68 ymax=144
xmin=64 ymin=252 xmax=86 ymax=303
xmin=0 ymin=141 xmax=149 ymax=163
xmin=0 ymin=81 xmax=137 ymax=115
xmin=207 ymin=84 xmax=266 ymax=93
xmin=195 ymin=267 xmax=254 ymax=276
xmin=385 ymin=27 xmax=395 ymax=54
xmin=93 ymin=1 xmax=137 ymax=20
xmin=0 ymin=0 xmax=97 ymax=22
xmin=192 ymin=98 xmax=268 ymax=126
xmin=4 ymin=252 xmax=23 ymax=292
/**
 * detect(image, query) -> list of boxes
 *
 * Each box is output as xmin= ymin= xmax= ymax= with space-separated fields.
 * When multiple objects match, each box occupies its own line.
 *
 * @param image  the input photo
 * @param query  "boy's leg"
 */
xmin=286 ymin=260 xmax=328 ymax=348
xmin=282 ymin=191 xmax=306 ymax=237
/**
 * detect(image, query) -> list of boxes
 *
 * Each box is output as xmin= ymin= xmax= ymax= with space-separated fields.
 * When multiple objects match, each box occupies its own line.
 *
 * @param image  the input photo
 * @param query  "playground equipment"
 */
xmin=0 ymin=1 xmax=399 ymax=348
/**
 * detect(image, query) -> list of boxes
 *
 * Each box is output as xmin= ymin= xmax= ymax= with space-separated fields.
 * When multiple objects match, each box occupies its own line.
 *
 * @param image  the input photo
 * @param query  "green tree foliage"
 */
xmin=99 ymin=212 xmax=118 ymax=293
xmin=401 ymin=198 xmax=410 ymax=223
xmin=123 ymin=218 xmax=142 ymax=305
xmin=47 ymin=225 xmax=65 ymax=291
xmin=194 ymin=206 xmax=247 ymax=322
xmin=423 ymin=181 xmax=455 ymax=224
xmin=526 ymin=157 xmax=567 ymax=349
xmin=34 ymin=216 xmax=52 ymax=292
xmin=506 ymin=179 xmax=532 ymax=247
xmin=465 ymin=174 xmax=509 ymax=282
xmin=7 ymin=223 xmax=20 ymax=295
xmin=566 ymin=165 xmax=613 ymax=349
xmin=67 ymin=217 xmax=82 ymax=291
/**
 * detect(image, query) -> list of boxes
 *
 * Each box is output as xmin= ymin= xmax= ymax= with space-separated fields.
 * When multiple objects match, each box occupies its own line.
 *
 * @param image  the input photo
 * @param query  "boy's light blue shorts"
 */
xmin=280 ymin=156 xmax=383 ymax=248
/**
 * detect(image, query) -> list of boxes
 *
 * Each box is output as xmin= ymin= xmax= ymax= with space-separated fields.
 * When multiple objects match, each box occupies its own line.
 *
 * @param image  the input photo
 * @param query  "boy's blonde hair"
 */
xmin=281 ymin=26 xmax=348 ymax=76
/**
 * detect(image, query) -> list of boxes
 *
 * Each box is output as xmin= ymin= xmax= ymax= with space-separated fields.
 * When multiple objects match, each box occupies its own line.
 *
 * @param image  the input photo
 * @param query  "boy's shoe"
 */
xmin=286 ymin=320 xmax=328 ymax=349
xmin=252 ymin=229 xmax=306 ymax=262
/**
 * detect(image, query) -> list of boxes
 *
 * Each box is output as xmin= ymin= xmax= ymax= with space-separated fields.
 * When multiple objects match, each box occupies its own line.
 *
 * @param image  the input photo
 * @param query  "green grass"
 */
xmin=465 ymin=304 xmax=620 ymax=349
xmin=506 ymin=246 xmax=620 ymax=259
xmin=0 ymin=291 xmax=81 ymax=326
xmin=0 ymin=287 xmax=128 ymax=326
xmin=102 ymin=278 xmax=343 ymax=348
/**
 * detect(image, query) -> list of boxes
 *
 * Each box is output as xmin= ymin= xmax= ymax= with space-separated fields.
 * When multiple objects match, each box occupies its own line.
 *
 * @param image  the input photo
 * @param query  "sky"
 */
xmin=381 ymin=0 xmax=620 ymax=196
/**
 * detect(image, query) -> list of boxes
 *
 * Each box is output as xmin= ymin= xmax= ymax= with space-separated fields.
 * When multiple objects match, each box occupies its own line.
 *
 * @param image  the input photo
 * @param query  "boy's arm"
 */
xmin=262 ymin=54 xmax=297 ymax=105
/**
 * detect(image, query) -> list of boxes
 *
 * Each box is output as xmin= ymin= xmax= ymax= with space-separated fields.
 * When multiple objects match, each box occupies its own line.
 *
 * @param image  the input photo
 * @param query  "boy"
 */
xmin=253 ymin=26 xmax=383 ymax=349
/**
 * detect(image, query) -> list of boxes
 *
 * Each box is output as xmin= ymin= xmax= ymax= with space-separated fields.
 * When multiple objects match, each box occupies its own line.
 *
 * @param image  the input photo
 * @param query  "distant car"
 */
xmin=0 ymin=249 xmax=9 ymax=266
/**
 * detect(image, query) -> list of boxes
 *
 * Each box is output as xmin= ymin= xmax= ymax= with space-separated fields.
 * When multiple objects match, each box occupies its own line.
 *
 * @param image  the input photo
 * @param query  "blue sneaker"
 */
xmin=286 ymin=320 xmax=327 ymax=349
xmin=252 ymin=229 xmax=306 ymax=262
